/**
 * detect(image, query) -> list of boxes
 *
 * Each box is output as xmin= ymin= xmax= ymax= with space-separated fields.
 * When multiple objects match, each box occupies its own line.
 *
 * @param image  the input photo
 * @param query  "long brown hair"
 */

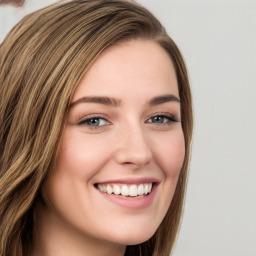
xmin=0 ymin=1 xmax=193 ymax=255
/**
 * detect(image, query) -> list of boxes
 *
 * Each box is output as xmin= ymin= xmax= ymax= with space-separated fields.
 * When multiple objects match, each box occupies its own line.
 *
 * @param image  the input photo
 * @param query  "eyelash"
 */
xmin=147 ymin=114 xmax=178 ymax=125
xmin=77 ymin=113 xmax=178 ymax=129
xmin=78 ymin=116 xmax=110 ymax=129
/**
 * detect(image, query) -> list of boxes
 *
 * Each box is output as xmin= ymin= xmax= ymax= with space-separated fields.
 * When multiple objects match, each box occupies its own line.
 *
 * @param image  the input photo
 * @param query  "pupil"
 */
xmin=88 ymin=118 xmax=99 ymax=126
xmin=153 ymin=116 xmax=163 ymax=123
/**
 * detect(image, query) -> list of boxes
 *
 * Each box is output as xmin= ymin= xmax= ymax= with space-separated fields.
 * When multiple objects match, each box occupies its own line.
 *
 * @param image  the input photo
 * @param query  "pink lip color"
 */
xmin=97 ymin=184 xmax=157 ymax=210
xmin=98 ymin=177 xmax=159 ymax=185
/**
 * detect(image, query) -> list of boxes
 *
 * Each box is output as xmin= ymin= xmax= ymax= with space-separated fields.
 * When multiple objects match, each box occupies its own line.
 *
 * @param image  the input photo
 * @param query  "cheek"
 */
xmin=149 ymin=129 xmax=185 ymax=225
xmin=56 ymin=130 xmax=110 ymax=179
xmin=153 ymin=129 xmax=185 ymax=179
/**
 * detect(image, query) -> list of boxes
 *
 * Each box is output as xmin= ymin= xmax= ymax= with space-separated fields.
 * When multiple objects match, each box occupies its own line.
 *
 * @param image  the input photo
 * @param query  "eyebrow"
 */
xmin=69 ymin=96 xmax=121 ymax=108
xmin=69 ymin=94 xmax=180 ymax=109
xmin=149 ymin=94 xmax=180 ymax=105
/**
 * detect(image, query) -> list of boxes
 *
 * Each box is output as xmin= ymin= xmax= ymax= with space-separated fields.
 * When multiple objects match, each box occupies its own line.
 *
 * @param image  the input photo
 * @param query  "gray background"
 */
xmin=1 ymin=1 xmax=255 ymax=255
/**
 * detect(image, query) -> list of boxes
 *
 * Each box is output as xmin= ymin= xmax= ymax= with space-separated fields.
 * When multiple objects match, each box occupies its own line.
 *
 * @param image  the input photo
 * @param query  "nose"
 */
xmin=114 ymin=126 xmax=152 ymax=167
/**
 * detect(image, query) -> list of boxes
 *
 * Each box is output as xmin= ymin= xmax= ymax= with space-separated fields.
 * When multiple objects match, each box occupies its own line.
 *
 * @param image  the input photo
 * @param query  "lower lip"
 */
xmin=96 ymin=184 xmax=157 ymax=210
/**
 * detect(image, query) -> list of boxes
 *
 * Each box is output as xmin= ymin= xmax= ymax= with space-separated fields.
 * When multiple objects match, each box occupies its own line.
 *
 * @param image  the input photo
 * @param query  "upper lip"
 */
xmin=95 ymin=177 xmax=160 ymax=185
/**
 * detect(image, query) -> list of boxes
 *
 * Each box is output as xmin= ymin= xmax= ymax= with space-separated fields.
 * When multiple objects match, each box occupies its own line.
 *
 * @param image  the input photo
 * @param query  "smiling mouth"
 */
xmin=95 ymin=183 xmax=154 ymax=197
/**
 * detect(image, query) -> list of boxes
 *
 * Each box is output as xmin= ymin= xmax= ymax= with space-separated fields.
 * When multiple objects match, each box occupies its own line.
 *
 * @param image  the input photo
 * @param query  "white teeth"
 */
xmin=98 ymin=184 xmax=107 ymax=193
xmin=144 ymin=184 xmax=149 ymax=194
xmin=106 ymin=185 xmax=113 ymax=194
xmin=97 ymin=183 xmax=153 ymax=197
xmin=98 ymin=184 xmax=104 ymax=192
xmin=148 ymin=183 xmax=152 ymax=192
xmin=129 ymin=185 xmax=138 ymax=197
xmin=113 ymin=185 xmax=121 ymax=195
xmin=137 ymin=184 xmax=144 ymax=196
xmin=121 ymin=185 xmax=129 ymax=196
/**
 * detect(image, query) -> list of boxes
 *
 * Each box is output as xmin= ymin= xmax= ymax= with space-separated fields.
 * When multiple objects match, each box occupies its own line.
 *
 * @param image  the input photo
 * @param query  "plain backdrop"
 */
xmin=1 ymin=1 xmax=256 ymax=255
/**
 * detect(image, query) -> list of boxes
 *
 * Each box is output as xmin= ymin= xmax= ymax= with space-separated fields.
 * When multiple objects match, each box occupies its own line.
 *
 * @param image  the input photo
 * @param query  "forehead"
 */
xmin=72 ymin=40 xmax=179 ymax=102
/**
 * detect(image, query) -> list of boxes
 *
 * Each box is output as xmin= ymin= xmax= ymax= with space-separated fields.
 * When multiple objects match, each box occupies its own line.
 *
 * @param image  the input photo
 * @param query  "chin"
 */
xmin=124 ymin=234 xmax=154 ymax=246
xmin=105 ymin=225 xmax=157 ymax=246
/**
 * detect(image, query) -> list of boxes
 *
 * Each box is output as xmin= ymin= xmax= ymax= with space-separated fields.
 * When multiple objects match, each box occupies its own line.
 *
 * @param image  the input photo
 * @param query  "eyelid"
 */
xmin=146 ymin=112 xmax=179 ymax=124
xmin=75 ymin=112 xmax=179 ymax=130
xmin=77 ymin=114 xmax=111 ymax=128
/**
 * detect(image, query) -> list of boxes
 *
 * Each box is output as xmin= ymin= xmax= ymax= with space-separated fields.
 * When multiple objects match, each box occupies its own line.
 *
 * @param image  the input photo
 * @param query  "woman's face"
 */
xmin=42 ymin=40 xmax=185 ymax=252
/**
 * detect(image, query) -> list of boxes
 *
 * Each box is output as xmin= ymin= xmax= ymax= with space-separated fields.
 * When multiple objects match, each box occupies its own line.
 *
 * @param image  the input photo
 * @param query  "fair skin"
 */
xmin=32 ymin=40 xmax=185 ymax=256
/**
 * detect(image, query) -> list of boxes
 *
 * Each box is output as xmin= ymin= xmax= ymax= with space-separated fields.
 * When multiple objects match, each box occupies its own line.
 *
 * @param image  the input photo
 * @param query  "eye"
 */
xmin=148 ymin=114 xmax=177 ymax=124
xmin=78 ymin=117 xmax=110 ymax=127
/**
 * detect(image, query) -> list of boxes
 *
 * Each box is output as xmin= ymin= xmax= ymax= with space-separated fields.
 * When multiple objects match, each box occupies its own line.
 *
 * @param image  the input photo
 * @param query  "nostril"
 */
xmin=115 ymin=145 xmax=152 ymax=167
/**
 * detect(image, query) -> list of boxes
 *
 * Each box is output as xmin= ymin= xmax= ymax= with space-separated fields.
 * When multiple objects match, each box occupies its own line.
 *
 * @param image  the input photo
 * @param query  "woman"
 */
xmin=0 ymin=0 xmax=193 ymax=255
